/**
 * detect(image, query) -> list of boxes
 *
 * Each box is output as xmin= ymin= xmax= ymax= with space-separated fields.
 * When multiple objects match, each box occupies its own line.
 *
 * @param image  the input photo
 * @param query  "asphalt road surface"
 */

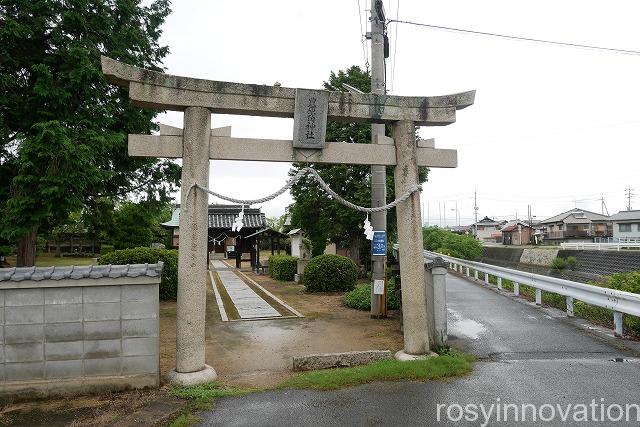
xmin=198 ymin=274 xmax=640 ymax=426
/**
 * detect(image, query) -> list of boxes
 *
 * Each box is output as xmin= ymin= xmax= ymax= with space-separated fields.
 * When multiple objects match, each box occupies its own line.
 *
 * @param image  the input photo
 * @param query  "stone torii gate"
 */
xmin=101 ymin=56 xmax=474 ymax=384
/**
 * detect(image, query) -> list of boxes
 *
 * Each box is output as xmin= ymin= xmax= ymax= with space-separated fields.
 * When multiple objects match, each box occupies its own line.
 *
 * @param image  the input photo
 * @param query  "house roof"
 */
xmin=161 ymin=205 xmax=266 ymax=230
xmin=540 ymin=208 xmax=610 ymax=224
xmin=611 ymin=210 xmax=640 ymax=221
xmin=500 ymin=220 xmax=534 ymax=232
xmin=474 ymin=216 xmax=500 ymax=226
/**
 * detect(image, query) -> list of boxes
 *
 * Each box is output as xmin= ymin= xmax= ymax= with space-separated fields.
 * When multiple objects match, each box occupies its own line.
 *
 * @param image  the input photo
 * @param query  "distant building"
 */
xmin=162 ymin=204 xmax=273 ymax=267
xmin=611 ymin=210 xmax=640 ymax=240
xmin=473 ymin=216 xmax=504 ymax=242
xmin=500 ymin=221 xmax=534 ymax=246
xmin=540 ymin=208 xmax=612 ymax=243
xmin=449 ymin=225 xmax=473 ymax=235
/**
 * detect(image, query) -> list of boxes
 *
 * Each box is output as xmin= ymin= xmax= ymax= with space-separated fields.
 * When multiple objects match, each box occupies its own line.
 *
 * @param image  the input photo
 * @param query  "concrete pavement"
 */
xmin=198 ymin=273 xmax=640 ymax=426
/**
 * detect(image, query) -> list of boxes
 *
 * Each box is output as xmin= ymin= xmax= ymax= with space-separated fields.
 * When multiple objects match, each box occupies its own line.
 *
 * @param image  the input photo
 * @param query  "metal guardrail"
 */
xmin=560 ymin=242 xmax=640 ymax=251
xmin=424 ymin=250 xmax=640 ymax=337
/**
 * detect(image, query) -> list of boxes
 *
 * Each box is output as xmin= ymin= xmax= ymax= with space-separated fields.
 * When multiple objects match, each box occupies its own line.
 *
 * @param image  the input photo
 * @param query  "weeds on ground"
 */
xmin=278 ymin=350 xmax=474 ymax=391
xmin=168 ymin=382 xmax=256 ymax=427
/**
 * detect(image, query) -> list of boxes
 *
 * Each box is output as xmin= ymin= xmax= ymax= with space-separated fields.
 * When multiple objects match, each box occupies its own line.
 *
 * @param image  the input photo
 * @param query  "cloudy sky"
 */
xmin=157 ymin=0 xmax=640 ymax=226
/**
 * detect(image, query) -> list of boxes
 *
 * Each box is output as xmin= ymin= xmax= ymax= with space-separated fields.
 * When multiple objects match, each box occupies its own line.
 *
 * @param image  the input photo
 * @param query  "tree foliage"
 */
xmin=111 ymin=200 xmax=172 ymax=249
xmin=0 ymin=0 xmax=179 ymax=265
xmin=288 ymin=66 xmax=427 ymax=264
xmin=423 ymin=227 xmax=483 ymax=261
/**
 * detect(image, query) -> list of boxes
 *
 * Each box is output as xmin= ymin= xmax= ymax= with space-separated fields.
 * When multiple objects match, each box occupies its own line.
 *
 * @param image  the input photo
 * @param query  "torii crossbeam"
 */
xmin=101 ymin=56 xmax=475 ymax=384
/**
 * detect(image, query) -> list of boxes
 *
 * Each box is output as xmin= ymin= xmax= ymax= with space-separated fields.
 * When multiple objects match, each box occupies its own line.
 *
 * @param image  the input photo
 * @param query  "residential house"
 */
xmin=611 ymin=210 xmax=640 ymax=240
xmin=500 ymin=221 xmax=534 ymax=246
xmin=473 ymin=216 xmax=504 ymax=242
xmin=540 ymin=208 xmax=612 ymax=243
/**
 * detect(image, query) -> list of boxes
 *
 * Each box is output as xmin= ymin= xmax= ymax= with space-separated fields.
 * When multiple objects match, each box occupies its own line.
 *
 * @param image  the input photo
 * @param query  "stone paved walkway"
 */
xmin=210 ymin=260 xmax=230 ymax=270
xmin=214 ymin=268 xmax=281 ymax=319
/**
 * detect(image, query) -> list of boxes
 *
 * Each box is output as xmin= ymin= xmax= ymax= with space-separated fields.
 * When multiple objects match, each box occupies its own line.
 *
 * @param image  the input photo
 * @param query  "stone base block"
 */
xmin=292 ymin=350 xmax=392 ymax=371
xmin=394 ymin=350 xmax=438 ymax=362
xmin=166 ymin=365 xmax=217 ymax=386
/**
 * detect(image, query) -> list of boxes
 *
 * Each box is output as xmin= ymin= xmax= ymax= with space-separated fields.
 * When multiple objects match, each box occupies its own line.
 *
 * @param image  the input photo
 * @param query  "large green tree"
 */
xmin=288 ymin=66 xmax=428 ymax=266
xmin=0 ymin=0 xmax=180 ymax=266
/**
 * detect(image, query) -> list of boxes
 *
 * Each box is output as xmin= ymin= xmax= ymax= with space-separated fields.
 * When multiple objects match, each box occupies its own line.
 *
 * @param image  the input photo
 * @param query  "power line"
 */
xmin=387 ymin=19 xmax=640 ymax=56
xmin=389 ymin=0 xmax=400 ymax=93
xmin=356 ymin=0 xmax=370 ymax=70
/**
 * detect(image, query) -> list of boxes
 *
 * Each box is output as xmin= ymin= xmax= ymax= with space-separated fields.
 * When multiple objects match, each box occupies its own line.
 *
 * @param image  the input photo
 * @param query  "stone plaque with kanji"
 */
xmin=293 ymin=89 xmax=328 ymax=149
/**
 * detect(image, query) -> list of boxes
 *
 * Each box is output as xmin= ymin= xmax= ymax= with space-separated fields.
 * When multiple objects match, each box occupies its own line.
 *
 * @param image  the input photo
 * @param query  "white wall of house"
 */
xmin=613 ymin=221 xmax=640 ymax=240
xmin=476 ymin=227 xmax=499 ymax=241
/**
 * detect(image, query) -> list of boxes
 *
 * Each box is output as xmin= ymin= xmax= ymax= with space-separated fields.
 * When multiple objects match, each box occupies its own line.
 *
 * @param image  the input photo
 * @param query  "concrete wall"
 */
xmin=520 ymin=248 xmax=559 ymax=266
xmin=0 ymin=265 xmax=161 ymax=398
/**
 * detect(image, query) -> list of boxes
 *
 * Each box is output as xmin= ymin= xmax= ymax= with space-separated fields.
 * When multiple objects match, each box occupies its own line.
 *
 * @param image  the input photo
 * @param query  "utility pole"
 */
xmin=601 ymin=195 xmax=610 ymax=216
xmin=368 ymin=0 xmax=389 ymax=317
xmin=625 ymin=186 xmax=634 ymax=211
xmin=473 ymin=189 xmax=479 ymax=237
xmin=443 ymin=201 xmax=447 ymax=229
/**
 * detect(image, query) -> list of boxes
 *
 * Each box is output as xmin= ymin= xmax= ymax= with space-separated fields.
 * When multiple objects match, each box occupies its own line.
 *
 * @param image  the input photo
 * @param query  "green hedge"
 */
xmin=269 ymin=254 xmax=298 ymax=281
xmin=344 ymin=278 xmax=401 ymax=310
xmin=99 ymin=247 xmax=178 ymax=300
xmin=100 ymin=244 xmax=115 ymax=256
xmin=303 ymin=254 xmax=357 ymax=292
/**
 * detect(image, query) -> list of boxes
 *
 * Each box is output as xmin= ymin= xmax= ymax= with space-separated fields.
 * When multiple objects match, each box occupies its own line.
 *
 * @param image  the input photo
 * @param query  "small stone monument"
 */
xmin=289 ymin=228 xmax=310 ymax=283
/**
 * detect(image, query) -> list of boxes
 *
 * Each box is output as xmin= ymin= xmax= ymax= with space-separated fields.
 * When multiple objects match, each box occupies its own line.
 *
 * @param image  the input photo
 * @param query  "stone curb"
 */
xmin=292 ymin=350 xmax=392 ymax=372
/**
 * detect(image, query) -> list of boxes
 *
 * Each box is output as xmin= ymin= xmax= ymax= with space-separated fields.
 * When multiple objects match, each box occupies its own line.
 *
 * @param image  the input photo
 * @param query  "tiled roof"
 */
xmin=611 ymin=210 xmax=640 ymax=221
xmin=0 ymin=263 xmax=164 ymax=282
xmin=162 ymin=205 xmax=266 ymax=230
xmin=474 ymin=216 xmax=500 ymax=226
xmin=541 ymin=208 xmax=610 ymax=224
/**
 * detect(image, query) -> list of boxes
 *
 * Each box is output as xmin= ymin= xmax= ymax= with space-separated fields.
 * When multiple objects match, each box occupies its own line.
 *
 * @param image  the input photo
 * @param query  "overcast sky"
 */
xmin=157 ymin=0 xmax=640 ymax=226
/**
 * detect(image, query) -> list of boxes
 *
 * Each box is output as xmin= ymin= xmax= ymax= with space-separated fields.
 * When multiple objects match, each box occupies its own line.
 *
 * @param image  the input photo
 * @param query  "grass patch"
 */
xmin=6 ymin=255 xmax=96 ymax=267
xmin=170 ymin=381 xmax=255 ymax=401
xmin=278 ymin=351 xmax=474 ymax=391
xmin=168 ymin=412 xmax=200 ymax=427
xmin=169 ymin=381 xmax=256 ymax=427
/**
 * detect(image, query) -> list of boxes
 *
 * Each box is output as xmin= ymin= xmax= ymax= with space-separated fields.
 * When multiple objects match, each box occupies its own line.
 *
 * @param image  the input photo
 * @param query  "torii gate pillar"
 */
xmin=393 ymin=121 xmax=430 ymax=356
xmin=167 ymin=107 xmax=217 ymax=384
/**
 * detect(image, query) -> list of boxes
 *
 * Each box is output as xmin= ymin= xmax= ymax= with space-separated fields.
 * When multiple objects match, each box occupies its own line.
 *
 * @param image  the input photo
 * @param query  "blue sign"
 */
xmin=372 ymin=231 xmax=387 ymax=256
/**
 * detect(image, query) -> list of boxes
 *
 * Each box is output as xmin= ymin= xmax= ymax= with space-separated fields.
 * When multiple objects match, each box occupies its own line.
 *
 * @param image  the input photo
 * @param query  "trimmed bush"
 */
xmin=269 ymin=254 xmax=298 ymax=281
xmin=551 ymin=256 xmax=566 ymax=270
xmin=303 ymin=254 xmax=357 ymax=292
xmin=100 ymin=244 xmax=115 ymax=256
xmin=344 ymin=280 xmax=401 ymax=310
xmin=99 ymin=247 xmax=178 ymax=300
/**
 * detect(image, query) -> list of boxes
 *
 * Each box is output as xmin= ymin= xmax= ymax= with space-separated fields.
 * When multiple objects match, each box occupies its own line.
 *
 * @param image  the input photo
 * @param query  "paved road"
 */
xmin=198 ymin=274 xmax=640 ymax=426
